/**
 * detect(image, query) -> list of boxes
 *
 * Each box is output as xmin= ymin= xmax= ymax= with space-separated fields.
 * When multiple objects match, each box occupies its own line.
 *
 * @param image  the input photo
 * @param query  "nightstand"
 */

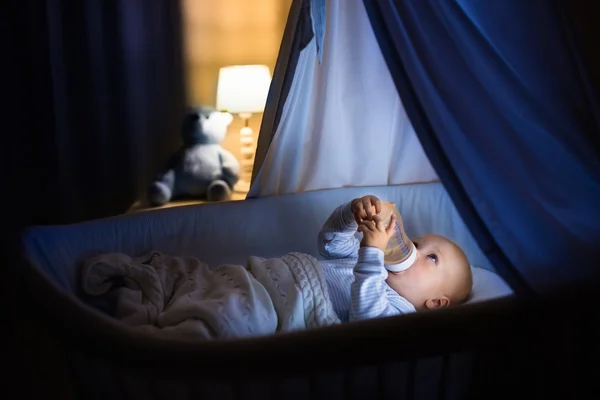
xmin=127 ymin=184 xmax=248 ymax=213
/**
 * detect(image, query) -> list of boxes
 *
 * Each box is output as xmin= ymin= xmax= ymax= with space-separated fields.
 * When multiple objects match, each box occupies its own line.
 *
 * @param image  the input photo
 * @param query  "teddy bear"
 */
xmin=147 ymin=106 xmax=240 ymax=206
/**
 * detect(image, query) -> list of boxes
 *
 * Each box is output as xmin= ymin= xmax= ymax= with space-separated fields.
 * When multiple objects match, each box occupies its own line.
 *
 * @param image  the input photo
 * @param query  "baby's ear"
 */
xmin=425 ymin=297 xmax=450 ymax=310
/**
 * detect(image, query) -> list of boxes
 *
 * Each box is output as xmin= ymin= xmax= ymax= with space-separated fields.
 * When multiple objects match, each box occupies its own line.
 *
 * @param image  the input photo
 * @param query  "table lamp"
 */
xmin=216 ymin=64 xmax=272 ymax=192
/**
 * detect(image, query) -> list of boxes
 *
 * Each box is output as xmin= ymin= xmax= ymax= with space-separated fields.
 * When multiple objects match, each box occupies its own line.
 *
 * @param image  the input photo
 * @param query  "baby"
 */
xmin=319 ymin=194 xmax=473 ymax=321
xmin=83 ymin=194 xmax=473 ymax=339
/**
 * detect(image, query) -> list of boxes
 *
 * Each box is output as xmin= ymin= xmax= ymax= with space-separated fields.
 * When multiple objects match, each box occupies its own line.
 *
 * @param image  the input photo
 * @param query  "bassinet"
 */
xmin=17 ymin=182 xmax=597 ymax=399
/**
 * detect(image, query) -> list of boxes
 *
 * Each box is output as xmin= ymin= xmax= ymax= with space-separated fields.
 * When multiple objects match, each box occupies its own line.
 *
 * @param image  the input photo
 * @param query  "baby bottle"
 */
xmin=379 ymin=202 xmax=417 ymax=272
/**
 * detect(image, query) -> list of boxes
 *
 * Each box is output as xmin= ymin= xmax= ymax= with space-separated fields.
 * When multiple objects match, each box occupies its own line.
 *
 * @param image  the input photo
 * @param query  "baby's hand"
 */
xmin=351 ymin=195 xmax=382 ymax=224
xmin=358 ymin=214 xmax=396 ymax=251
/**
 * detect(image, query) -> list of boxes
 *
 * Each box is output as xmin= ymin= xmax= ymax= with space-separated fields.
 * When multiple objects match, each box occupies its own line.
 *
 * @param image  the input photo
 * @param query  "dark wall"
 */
xmin=566 ymin=0 xmax=600 ymax=99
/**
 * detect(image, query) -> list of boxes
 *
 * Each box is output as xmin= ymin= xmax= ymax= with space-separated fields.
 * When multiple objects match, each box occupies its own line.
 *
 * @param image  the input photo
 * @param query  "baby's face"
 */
xmin=386 ymin=234 xmax=470 ymax=310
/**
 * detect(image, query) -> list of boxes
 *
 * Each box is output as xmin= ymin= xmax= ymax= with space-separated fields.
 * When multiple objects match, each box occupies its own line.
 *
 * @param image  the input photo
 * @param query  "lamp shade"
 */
xmin=216 ymin=65 xmax=272 ymax=114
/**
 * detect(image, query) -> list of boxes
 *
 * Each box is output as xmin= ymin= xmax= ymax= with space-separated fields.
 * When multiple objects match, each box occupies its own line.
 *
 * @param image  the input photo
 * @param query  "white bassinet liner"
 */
xmin=22 ymin=182 xmax=511 ymax=304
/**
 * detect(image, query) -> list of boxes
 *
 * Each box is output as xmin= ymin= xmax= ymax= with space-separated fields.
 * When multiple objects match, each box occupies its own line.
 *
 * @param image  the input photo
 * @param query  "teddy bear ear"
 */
xmin=220 ymin=112 xmax=233 ymax=126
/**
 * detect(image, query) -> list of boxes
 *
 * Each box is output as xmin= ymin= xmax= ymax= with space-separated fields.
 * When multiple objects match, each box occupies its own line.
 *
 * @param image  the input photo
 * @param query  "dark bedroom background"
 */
xmin=1 ymin=0 xmax=599 ymax=395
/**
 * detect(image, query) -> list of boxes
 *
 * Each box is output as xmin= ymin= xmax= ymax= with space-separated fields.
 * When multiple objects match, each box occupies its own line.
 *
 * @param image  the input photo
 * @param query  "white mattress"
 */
xmin=22 ymin=182 xmax=512 ymax=303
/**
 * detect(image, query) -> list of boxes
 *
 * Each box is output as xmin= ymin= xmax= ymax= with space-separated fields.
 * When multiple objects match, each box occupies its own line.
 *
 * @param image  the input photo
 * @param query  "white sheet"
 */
xmin=249 ymin=0 xmax=438 ymax=197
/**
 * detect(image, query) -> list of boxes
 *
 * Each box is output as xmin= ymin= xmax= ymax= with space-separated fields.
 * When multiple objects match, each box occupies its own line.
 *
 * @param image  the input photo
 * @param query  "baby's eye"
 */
xmin=427 ymin=254 xmax=438 ymax=263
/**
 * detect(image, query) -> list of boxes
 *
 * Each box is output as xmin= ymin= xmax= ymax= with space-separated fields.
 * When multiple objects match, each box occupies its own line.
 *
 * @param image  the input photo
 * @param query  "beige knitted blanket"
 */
xmin=81 ymin=251 xmax=340 ymax=340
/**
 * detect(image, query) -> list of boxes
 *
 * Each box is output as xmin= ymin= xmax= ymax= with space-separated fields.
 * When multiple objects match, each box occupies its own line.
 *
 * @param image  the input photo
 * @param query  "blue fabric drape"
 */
xmin=363 ymin=0 xmax=600 ymax=294
xmin=6 ymin=0 xmax=185 ymax=225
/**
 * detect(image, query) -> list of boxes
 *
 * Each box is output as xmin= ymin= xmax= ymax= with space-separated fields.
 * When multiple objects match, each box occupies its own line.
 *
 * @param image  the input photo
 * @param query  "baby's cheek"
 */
xmin=401 ymin=267 xmax=419 ymax=284
xmin=411 ymin=262 xmax=431 ymax=283
xmin=410 ymin=258 xmax=424 ymax=273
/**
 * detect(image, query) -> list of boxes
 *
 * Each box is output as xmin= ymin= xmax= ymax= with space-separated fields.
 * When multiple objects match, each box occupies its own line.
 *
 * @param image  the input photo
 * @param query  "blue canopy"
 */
xmin=254 ymin=0 xmax=600 ymax=295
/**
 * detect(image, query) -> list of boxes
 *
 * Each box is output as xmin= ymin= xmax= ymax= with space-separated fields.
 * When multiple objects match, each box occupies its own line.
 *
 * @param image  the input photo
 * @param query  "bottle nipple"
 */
xmin=381 ymin=202 xmax=417 ymax=272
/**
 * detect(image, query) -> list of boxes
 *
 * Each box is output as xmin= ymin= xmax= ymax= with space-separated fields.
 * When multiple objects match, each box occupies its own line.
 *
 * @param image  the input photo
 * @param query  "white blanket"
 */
xmin=81 ymin=251 xmax=340 ymax=339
